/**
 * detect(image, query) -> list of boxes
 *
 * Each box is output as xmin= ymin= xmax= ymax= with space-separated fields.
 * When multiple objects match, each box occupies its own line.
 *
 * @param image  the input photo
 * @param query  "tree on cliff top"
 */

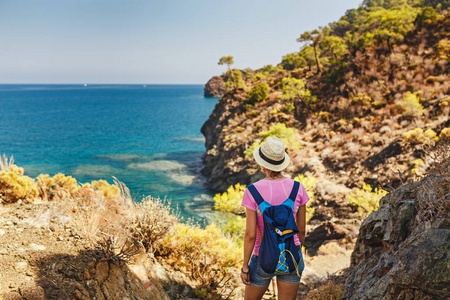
xmin=218 ymin=55 xmax=237 ymax=91
xmin=297 ymin=29 xmax=323 ymax=73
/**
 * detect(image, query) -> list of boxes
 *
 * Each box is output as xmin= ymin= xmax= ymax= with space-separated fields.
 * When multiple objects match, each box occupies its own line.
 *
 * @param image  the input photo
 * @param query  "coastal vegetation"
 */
xmin=0 ymin=157 xmax=242 ymax=299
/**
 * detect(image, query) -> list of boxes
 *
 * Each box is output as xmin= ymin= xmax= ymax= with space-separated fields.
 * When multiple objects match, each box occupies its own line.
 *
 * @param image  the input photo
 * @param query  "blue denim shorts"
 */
xmin=248 ymin=249 xmax=305 ymax=287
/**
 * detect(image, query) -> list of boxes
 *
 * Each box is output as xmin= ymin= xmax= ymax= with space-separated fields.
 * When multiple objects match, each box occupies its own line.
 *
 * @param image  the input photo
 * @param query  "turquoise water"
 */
xmin=0 ymin=84 xmax=219 ymax=222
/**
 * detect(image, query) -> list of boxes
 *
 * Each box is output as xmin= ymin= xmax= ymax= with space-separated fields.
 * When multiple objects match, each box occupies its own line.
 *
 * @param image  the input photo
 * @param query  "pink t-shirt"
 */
xmin=241 ymin=178 xmax=310 ymax=255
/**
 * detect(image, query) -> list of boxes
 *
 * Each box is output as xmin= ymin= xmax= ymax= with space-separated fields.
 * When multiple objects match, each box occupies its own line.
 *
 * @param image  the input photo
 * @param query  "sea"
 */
xmin=0 ymin=84 xmax=219 ymax=222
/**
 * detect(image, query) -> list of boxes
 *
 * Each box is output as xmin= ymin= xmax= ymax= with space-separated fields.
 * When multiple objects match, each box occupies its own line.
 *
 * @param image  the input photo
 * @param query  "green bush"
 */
xmin=224 ymin=69 xmax=245 ymax=90
xmin=222 ymin=214 xmax=246 ymax=242
xmin=415 ymin=6 xmax=438 ymax=25
xmin=281 ymin=52 xmax=306 ymax=70
xmin=261 ymin=64 xmax=279 ymax=74
xmin=214 ymin=183 xmax=246 ymax=215
xmin=245 ymin=83 xmax=269 ymax=105
xmin=398 ymin=91 xmax=424 ymax=118
xmin=293 ymin=174 xmax=316 ymax=222
xmin=280 ymin=77 xmax=316 ymax=109
xmin=284 ymin=101 xmax=295 ymax=113
xmin=347 ymin=183 xmax=388 ymax=217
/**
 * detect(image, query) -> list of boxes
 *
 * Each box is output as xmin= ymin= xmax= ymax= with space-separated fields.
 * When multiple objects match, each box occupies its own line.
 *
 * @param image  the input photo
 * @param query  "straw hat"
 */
xmin=253 ymin=136 xmax=290 ymax=172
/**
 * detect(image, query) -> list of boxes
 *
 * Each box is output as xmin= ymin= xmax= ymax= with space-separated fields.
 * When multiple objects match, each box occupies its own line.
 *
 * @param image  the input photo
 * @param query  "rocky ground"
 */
xmin=0 ymin=200 xmax=171 ymax=300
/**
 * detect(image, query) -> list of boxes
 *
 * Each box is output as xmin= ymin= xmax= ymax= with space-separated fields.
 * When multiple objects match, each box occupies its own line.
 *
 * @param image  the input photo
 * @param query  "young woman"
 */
xmin=240 ymin=136 xmax=309 ymax=300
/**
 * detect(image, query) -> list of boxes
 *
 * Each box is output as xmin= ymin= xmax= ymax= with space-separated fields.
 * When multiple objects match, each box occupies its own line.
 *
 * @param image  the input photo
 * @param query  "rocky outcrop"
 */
xmin=344 ymin=174 xmax=450 ymax=300
xmin=204 ymin=76 xmax=226 ymax=97
xmin=200 ymin=93 xmax=258 ymax=191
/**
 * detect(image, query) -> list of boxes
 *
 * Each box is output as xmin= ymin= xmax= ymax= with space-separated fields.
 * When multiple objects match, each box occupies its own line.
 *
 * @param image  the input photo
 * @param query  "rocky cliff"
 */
xmin=343 ymin=170 xmax=449 ymax=299
xmin=204 ymin=75 xmax=226 ymax=97
xmin=201 ymin=9 xmax=450 ymax=194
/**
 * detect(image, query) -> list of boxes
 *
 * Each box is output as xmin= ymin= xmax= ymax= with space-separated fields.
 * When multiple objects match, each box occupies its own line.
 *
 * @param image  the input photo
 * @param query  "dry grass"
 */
xmin=0 ymin=154 xmax=14 ymax=171
xmin=127 ymin=196 xmax=178 ymax=252
xmin=416 ymin=176 xmax=450 ymax=224
xmin=94 ymin=235 xmax=141 ymax=265
xmin=303 ymin=279 xmax=344 ymax=300
xmin=426 ymin=142 xmax=450 ymax=177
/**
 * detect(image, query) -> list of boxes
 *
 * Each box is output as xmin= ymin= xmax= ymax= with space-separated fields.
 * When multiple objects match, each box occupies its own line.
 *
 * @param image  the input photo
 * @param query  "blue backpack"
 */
xmin=248 ymin=181 xmax=301 ymax=276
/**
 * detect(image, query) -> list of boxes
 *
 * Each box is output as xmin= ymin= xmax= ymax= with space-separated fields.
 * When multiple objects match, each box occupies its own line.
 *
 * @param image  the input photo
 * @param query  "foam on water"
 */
xmin=127 ymin=160 xmax=187 ymax=171
xmin=175 ymin=136 xmax=206 ymax=143
xmin=167 ymin=173 xmax=196 ymax=185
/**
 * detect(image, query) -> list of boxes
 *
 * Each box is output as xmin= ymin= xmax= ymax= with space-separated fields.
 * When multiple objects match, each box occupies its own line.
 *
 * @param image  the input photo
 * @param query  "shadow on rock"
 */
xmin=4 ymin=249 xmax=171 ymax=300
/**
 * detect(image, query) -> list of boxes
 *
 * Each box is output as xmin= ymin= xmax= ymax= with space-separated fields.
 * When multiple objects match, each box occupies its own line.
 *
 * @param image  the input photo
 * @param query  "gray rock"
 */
xmin=344 ymin=175 xmax=450 ymax=299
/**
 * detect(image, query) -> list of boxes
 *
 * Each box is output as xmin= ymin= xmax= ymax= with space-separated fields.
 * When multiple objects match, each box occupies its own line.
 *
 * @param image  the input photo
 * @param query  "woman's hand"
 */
xmin=241 ymin=266 xmax=251 ymax=285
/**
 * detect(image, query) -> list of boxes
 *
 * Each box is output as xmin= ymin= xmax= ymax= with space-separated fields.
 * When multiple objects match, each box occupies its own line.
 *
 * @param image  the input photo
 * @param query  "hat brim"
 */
xmin=253 ymin=146 xmax=290 ymax=172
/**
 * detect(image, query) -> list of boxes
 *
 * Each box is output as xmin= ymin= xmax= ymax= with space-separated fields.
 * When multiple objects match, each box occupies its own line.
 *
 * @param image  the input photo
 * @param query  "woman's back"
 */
xmin=241 ymin=178 xmax=309 ymax=255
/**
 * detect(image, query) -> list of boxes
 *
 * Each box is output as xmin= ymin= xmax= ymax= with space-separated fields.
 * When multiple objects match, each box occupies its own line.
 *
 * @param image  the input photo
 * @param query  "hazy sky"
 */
xmin=0 ymin=0 xmax=362 ymax=84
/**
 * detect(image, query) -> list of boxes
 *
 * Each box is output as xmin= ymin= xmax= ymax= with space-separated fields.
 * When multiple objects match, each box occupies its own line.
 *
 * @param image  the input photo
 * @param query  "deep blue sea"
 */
xmin=0 ymin=84 xmax=219 ymax=222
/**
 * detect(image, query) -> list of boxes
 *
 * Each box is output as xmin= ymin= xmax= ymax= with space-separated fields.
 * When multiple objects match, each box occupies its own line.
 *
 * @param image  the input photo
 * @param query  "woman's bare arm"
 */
xmin=296 ymin=205 xmax=306 ymax=245
xmin=241 ymin=208 xmax=257 ymax=284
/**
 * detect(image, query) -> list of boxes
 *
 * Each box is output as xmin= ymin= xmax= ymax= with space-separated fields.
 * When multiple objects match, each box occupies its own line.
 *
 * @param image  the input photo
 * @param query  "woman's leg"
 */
xmin=276 ymin=280 xmax=300 ymax=300
xmin=244 ymin=284 xmax=269 ymax=300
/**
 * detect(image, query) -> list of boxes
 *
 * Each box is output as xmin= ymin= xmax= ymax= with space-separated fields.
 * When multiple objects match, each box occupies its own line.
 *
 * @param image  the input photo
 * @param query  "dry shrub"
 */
xmin=112 ymin=176 xmax=133 ymax=207
xmin=36 ymin=173 xmax=79 ymax=201
xmin=0 ymin=165 xmax=38 ymax=203
xmin=66 ymin=187 xmax=125 ymax=240
xmin=416 ymin=143 xmax=450 ymax=224
xmin=426 ymin=143 xmax=450 ymax=177
xmin=95 ymin=235 xmax=141 ymax=266
xmin=304 ymin=280 xmax=344 ymax=300
xmin=127 ymin=196 xmax=177 ymax=252
xmin=157 ymin=223 xmax=241 ymax=295
xmin=416 ymin=176 xmax=450 ymax=225
xmin=0 ymin=154 xmax=14 ymax=171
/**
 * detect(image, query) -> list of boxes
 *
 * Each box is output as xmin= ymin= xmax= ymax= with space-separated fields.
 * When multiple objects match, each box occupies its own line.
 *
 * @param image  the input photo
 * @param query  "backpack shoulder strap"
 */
xmin=247 ymin=184 xmax=265 ymax=206
xmin=288 ymin=181 xmax=300 ymax=201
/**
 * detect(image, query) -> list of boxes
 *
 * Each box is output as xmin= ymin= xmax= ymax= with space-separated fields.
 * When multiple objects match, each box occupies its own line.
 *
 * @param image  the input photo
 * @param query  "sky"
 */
xmin=0 ymin=0 xmax=362 ymax=84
